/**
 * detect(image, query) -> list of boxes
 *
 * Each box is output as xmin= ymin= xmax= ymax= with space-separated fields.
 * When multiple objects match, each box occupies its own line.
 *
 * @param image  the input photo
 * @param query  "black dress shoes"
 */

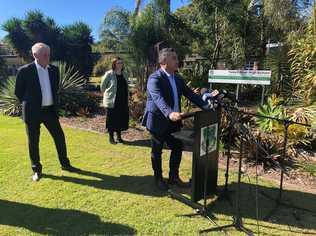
xmin=117 ymin=137 xmax=125 ymax=143
xmin=168 ymin=176 xmax=191 ymax=188
xmin=61 ymin=165 xmax=81 ymax=172
xmin=155 ymin=178 xmax=169 ymax=191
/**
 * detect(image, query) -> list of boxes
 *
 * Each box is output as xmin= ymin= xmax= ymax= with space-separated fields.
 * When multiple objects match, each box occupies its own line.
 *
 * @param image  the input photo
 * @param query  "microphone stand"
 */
xmin=201 ymin=102 xmax=253 ymax=235
xmin=219 ymin=103 xmax=315 ymax=222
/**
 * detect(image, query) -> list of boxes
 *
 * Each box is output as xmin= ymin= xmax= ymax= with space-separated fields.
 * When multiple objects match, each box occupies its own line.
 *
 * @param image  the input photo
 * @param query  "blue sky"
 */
xmin=0 ymin=0 xmax=189 ymax=42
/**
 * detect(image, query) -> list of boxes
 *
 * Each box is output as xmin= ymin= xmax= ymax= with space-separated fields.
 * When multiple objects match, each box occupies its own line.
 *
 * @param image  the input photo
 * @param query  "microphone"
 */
xmin=219 ymin=89 xmax=238 ymax=103
xmin=201 ymin=88 xmax=238 ymax=106
xmin=201 ymin=89 xmax=220 ymax=109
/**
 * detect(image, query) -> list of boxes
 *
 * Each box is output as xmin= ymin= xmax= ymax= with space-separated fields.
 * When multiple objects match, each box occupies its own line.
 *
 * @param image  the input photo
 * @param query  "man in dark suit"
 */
xmin=15 ymin=42 xmax=79 ymax=181
xmin=142 ymin=48 xmax=210 ymax=190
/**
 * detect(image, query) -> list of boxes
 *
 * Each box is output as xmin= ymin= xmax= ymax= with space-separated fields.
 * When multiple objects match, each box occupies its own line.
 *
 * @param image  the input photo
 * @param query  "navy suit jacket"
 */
xmin=142 ymin=69 xmax=208 ymax=136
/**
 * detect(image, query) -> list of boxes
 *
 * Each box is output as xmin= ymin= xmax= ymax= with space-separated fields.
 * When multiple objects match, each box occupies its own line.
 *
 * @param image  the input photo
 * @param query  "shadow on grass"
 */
xmin=123 ymin=139 xmax=151 ymax=148
xmin=42 ymin=169 xmax=167 ymax=197
xmin=123 ymin=139 xmax=193 ymax=152
xmin=200 ymin=182 xmax=316 ymax=234
xmin=0 ymin=199 xmax=136 ymax=235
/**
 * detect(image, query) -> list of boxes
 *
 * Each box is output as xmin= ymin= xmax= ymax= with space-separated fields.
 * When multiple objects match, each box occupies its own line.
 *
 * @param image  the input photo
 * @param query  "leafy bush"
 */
xmin=241 ymin=132 xmax=285 ymax=168
xmin=92 ymin=55 xmax=112 ymax=77
xmin=288 ymin=106 xmax=316 ymax=147
xmin=129 ymin=88 xmax=146 ymax=122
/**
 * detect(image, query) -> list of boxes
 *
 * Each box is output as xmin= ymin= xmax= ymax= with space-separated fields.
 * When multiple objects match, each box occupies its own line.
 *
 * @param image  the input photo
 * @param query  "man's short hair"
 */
xmin=31 ymin=42 xmax=50 ymax=55
xmin=158 ymin=48 xmax=176 ymax=64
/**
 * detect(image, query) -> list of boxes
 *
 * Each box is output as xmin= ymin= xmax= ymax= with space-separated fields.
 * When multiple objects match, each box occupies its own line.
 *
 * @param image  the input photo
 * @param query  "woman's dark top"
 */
xmin=106 ymin=74 xmax=129 ymax=132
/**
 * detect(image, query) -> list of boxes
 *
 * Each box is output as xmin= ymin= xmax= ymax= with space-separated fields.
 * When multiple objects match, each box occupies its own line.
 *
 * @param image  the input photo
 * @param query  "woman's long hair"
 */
xmin=111 ymin=57 xmax=124 ymax=72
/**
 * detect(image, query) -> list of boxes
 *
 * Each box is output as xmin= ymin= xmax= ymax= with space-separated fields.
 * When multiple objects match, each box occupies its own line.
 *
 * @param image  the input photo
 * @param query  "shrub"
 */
xmin=92 ymin=55 xmax=112 ymax=77
xmin=129 ymin=88 xmax=146 ymax=122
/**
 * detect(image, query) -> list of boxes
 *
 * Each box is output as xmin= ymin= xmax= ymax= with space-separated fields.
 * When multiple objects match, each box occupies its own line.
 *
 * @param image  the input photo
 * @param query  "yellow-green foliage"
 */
xmin=256 ymin=94 xmax=285 ymax=132
xmin=288 ymin=13 xmax=316 ymax=105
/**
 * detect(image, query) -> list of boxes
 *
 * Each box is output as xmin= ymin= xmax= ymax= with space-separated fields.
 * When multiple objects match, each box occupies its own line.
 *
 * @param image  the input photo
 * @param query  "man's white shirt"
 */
xmin=35 ymin=60 xmax=53 ymax=106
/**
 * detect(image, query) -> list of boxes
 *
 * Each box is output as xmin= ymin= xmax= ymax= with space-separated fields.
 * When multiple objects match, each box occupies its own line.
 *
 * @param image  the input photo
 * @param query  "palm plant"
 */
xmin=0 ymin=77 xmax=21 ymax=116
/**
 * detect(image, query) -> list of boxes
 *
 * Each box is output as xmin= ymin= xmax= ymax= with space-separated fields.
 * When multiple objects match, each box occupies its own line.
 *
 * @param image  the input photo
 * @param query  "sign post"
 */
xmin=208 ymin=70 xmax=271 ymax=104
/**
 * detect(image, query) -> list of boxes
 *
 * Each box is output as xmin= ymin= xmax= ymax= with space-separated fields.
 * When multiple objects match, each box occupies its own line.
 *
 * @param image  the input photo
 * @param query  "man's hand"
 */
xmin=169 ymin=112 xmax=183 ymax=122
xmin=210 ymin=89 xmax=219 ymax=97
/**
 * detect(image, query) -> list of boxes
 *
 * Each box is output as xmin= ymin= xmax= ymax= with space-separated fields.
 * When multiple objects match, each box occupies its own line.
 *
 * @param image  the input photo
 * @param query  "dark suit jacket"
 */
xmin=142 ymin=69 xmax=208 ymax=136
xmin=15 ymin=62 xmax=60 ymax=124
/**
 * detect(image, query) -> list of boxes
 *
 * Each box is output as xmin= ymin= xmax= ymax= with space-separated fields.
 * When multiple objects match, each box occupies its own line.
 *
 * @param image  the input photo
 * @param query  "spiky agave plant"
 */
xmin=53 ymin=61 xmax=89 ymax=116
xmin=256 ymin=94 xmax=286 ymax=132
xmin=0 ymin=77 xmax=21 ymax=116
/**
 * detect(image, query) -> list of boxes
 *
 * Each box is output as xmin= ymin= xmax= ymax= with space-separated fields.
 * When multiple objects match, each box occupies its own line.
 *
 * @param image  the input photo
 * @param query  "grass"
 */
xmin=0 ymin=115 xmax=316 ymax=235
xmin=298 ymin=161 xmax=316 ymax=176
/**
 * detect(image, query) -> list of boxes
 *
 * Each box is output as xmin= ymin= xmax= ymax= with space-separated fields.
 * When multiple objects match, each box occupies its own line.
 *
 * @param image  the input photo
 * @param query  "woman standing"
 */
xmin=100 ymin=57 xmax=129 ymax=144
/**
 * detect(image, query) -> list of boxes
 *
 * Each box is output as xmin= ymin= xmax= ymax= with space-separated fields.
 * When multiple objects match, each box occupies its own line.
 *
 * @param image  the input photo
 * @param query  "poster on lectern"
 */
xmin=200 ymin=123 xmax=218 ymax=156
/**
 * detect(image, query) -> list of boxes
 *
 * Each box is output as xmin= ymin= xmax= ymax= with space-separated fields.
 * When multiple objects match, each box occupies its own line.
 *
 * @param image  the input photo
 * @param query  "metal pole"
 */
xmin=279 ymin=122 xmax=289 ymax=200
xmin=236 ymin=84 xmax=240 ymax=102
xmin=203 ymin=132 xmax=210 ymax=212
xmin=261 ymin=85 xmax=265 ymax=105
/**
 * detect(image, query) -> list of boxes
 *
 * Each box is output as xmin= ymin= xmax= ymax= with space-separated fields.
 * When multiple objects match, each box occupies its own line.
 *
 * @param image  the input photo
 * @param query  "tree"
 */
xmin=2 ymin=10 xmax=94 ymax=79
xmin=134 ymin=0 xmax=142 ymax=16
xmin=63 ymin=22 xmax=94 ymax=78
xmin=99 ymin=1 xmax=178 ymax=90
xmin=2 ymin=17 xmax=32 ymax=61
xmin=99 ymin=7 xmax=131 ymax=51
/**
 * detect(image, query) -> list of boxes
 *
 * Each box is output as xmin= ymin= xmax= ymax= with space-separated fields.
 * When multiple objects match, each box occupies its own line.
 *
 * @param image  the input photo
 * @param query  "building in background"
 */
xmin=0 ymin=41 xmax=24 ymax=76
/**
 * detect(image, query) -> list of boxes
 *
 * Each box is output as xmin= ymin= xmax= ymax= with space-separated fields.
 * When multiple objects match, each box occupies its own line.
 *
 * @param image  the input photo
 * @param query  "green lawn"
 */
xmin=0 ymin=115 xmax=315 ymax=235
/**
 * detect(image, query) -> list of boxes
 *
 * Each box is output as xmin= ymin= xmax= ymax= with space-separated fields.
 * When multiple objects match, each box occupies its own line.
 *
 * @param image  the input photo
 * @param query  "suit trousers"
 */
xmin=25 ymin=106 xmax=70 ymax=173
xmin=150 ymin=131 xmax=183 ymax=179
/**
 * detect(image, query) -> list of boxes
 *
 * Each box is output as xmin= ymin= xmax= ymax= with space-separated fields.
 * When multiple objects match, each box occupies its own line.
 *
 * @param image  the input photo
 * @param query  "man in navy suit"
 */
xmin=142 ymin=48 xmax=209 ymax=190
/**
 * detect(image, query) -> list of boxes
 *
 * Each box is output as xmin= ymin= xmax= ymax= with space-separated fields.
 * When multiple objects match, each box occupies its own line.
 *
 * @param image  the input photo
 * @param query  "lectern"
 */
xmin=170 ymin=109 xmax=220 ymax=205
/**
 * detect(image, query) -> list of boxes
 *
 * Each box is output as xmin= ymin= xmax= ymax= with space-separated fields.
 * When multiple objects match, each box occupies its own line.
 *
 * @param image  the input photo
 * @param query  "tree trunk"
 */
xmin=134 ymin=0 xmax=142 ymax=16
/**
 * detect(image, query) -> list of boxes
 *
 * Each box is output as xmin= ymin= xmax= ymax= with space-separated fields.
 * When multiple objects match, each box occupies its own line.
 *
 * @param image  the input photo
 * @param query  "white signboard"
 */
xmin=208 ymin=70 xmax=271 ymax=85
